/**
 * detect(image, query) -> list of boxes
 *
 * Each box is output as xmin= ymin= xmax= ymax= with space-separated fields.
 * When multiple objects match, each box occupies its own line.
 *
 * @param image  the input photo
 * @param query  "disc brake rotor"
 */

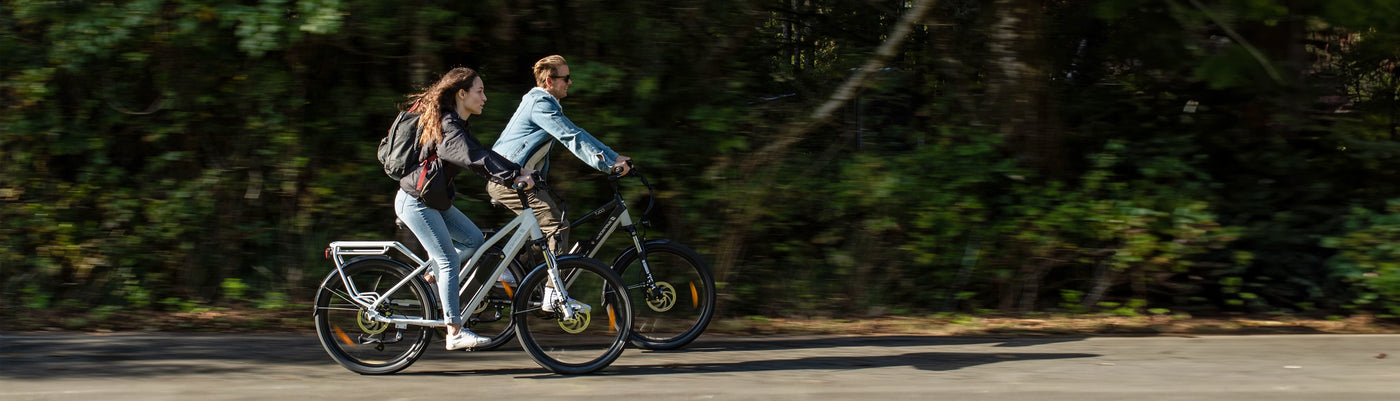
xmin=647 ymin=282 xmax=677 ymax=312
xmin=357 ymin=309 xmax=391 ymax=334
xmin=472 ymin=299 xmax=490 ymax=314
xmin=557 ymin=310 xmax=591 ymax=334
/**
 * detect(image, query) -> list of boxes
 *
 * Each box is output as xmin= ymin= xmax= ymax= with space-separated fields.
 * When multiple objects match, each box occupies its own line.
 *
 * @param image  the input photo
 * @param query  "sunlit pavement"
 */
xmin=1 ymin=332 xmax=1396 ymax=400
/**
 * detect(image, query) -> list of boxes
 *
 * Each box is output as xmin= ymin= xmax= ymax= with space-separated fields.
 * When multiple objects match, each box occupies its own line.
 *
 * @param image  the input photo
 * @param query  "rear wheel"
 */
xmin=513 ymin=256 xmax=633 ymax=374
xmin=614 ymin=241 xmax=715 ymax=350
xmin=314 ymin=257 xmax=434 ymax=374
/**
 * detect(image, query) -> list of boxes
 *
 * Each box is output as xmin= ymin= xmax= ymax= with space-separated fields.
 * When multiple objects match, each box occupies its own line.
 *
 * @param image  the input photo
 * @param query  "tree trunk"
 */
xmin=713 ymin=0 xmax=941 ymax=290
xmin=1018 ymin=258 xmax=1053 ymax=313
xmin=411 ymin=9 xmax=431 ymax=86
xmin=1082 ymin=251 xmax=1116 ymax=309
xmin=984 ymin=0 xmax=1062 ymax=177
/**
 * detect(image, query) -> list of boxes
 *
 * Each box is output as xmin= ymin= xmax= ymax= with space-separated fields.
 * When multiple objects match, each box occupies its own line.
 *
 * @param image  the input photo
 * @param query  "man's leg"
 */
xmin=487 ymin=182 xmax=569 ymax=254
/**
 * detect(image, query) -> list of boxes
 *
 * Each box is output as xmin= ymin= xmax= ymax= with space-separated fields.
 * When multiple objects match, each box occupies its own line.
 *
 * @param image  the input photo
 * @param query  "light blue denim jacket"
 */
xmin=492 ymin=87 xmax=619 ymax=174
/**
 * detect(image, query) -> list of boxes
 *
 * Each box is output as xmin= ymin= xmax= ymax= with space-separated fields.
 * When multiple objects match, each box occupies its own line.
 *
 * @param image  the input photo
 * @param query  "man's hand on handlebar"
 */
xmin=514 ymin=168 xmax=537 ymax=190
xmin=612 ymin=155 xmax=633 ymax=176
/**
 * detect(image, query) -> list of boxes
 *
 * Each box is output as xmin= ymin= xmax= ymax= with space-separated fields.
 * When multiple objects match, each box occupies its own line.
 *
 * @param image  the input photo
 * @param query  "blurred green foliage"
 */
xmin=3 ymin=0 xmax=1400 ymax=321
xmin=1323 ymin=200 xmax=1400 ymax=317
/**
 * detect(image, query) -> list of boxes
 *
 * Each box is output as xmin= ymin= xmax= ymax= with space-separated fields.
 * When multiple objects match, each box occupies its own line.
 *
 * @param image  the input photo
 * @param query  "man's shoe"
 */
xmin=494 ymin=270 xmax=517 ymax=289
xmin=540 ymin=286 xmax=591 ymax=314
xmin=541 ymin=286 xmax=562 ymax=312
xmin=445 ymin=330 xmax=491 ymax=351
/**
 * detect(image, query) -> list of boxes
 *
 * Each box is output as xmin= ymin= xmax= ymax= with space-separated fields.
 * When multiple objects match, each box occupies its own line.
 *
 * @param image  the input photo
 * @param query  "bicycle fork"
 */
xmin=536 ymin=239 xmax=588 ymax=322
xmin=619 ymin=227 xmax=670 ymax=305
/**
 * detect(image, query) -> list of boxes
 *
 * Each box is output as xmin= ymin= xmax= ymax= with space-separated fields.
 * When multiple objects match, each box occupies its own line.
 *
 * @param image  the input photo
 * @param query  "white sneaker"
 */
xmin=495 ymin=270 xmax=517 ymax=289
xmin=541 ymin=286 xmax=562 ymax=312
xmin=445 ymin=329 xmax=491 ymax=351
xmin=541 ymin=286 xmax=590 ymax=314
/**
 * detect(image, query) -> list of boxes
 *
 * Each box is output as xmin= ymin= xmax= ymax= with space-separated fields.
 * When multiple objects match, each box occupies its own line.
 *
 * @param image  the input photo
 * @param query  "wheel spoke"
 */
xmin=616 ymin=242 xmax=716 ymax=350
xmin=315 ymin=258 xmax=433 ymax=374
xmin=514 ymin=257 xmax=632 ymax=374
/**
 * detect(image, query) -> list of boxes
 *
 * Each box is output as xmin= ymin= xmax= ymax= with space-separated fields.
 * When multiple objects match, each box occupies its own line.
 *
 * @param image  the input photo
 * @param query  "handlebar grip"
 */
xmin=611 ymin=159 xmax=634 ymax=175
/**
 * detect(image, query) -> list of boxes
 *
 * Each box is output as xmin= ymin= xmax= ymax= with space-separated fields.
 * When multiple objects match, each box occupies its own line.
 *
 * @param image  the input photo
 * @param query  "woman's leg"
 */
xmin=394 ymin=190 xmax=462 ymax=326
xmin=442 ymin=205 xmax=485 ymax=271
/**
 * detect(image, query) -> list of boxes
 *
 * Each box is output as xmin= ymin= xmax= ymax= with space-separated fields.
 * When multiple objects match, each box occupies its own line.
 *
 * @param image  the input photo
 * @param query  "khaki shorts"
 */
xmin=486 ymin=181 xmax=569 ymax=253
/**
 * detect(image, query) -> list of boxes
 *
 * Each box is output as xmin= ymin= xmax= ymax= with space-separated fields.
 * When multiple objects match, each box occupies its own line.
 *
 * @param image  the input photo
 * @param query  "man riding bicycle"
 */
xmin=486 ymin=55 xmax=631 ymax=254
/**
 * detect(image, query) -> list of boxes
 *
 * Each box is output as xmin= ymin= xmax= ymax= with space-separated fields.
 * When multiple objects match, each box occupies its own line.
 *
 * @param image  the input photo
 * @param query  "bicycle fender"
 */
xmin=312 ymin=256 xmax=414 ymax=316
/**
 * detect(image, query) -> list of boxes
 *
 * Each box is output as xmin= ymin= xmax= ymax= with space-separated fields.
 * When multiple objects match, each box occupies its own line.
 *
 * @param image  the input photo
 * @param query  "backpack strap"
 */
xmin=415 ymin=154 xmax=439 ymax=191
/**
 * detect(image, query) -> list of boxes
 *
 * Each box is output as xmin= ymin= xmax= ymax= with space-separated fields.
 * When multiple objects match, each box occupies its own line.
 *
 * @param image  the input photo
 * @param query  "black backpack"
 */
xmin=377 ymin=111 xmax=424 ymax=180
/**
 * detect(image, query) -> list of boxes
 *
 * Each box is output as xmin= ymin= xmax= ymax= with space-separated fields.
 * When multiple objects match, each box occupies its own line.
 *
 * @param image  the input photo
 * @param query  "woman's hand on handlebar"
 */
xmin=513 ymin=168 xmax=536 ymax=190
xmin=611 ymin=155 xmax=633 ymax=176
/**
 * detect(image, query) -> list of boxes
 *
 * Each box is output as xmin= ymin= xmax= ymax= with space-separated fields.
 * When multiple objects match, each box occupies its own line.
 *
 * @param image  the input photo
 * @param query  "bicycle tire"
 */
xmin=314 ymin=257 xmax=435 ymax=374
xmin=612 ymin=240 xmax=716 ymax=350
xmin=513 ymin=256 xmax=633 ymax=374
xmin=460 ymin=246 xmax=527 ymax=351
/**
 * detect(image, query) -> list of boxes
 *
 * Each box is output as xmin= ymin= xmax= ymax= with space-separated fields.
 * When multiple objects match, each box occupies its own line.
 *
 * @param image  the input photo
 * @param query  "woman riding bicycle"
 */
xmin=396 ymin=67 xmax=534 ymax=351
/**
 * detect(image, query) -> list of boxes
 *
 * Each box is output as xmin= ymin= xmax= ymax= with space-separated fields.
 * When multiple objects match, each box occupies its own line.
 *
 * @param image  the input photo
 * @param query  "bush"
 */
xmin=1322 ymin=200 xmax=1400 ymax=317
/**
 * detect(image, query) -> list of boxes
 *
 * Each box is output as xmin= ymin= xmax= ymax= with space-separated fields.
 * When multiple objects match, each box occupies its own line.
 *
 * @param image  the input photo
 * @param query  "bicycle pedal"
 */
xmin=358 ymin=331 xmax=404 ymax=345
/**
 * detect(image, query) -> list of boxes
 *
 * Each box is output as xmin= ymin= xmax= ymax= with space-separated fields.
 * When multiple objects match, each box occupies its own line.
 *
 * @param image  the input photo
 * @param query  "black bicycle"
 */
xmin=567 ymin=167 xmax=716 ymax=350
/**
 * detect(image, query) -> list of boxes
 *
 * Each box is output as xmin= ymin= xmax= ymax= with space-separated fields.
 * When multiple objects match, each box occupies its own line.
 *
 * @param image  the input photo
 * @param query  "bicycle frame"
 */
xmin=325 ymin=199 xmax=576 ymax=328
xmin=548 ymin=174 xmax=674 ymax=299
xmin=566 ymin=174 xmax=649 ymax=261
xmin=567 ymin=194 xmax=641 ymax=260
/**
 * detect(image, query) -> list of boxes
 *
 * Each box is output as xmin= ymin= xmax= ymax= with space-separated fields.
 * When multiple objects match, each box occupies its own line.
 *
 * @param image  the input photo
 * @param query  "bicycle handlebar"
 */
xmin=513 ymin=171 xmax=544 ymax=190
xmin=603 ymin=163 xmax=655 ymax=219
xmin=609 ymin=159 xmax=633 ymax=176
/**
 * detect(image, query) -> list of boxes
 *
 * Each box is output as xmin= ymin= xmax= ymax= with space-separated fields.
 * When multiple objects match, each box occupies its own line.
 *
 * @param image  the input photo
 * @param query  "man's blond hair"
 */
xmin=533 ymin=55 xmax=568 ymax=87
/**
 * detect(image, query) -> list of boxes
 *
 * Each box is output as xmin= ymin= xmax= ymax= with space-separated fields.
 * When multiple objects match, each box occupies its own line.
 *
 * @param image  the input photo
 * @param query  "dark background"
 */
xmin=3 ymin=0 xmax=1400 ymax=321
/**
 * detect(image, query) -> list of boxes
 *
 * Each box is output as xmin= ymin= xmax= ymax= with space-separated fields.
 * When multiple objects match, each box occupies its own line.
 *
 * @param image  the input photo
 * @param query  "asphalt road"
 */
xmin=1 ymin=332 xmax=1396 ymax=400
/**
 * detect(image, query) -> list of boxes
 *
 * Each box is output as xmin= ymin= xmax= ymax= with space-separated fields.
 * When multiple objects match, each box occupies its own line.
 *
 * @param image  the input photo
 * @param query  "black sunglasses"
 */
xmin=550 ymin=74 xmax=571 ymax=82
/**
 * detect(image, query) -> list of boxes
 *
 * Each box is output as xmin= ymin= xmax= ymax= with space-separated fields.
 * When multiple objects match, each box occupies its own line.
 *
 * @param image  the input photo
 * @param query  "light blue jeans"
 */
xmin=394 ymin=189 xmax=485 ymax=326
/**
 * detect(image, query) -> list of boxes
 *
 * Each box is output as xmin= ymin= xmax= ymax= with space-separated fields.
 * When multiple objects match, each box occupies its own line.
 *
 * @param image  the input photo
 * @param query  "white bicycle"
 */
xmin=312 ymin=182 xmax=633 ymax=375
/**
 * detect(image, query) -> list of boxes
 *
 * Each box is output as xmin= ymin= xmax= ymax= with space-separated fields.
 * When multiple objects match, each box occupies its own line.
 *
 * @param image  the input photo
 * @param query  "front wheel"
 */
xmin=513 ymin=256 xmax=632 ymax=374
xmin=314 ymin=257 xmax=435 ymax=374
xmin=613 ymin=240 xmax=716 ymax=350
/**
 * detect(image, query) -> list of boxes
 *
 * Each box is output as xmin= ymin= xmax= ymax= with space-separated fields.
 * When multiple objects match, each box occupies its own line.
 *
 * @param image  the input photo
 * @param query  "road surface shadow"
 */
xmin=406 ymin=335 xmax=1096 ymax=378
xmin=659 ymin=335 xmax=1086 ymax=353
xmin=0 ymin=333 xmax=333 ymax=379
xmin=616 ymin=350 xmax=1100 ymax=375
xmin=413 ymin=350 xmax=1101 ymax=378
xmin=0 ymin=333 xmax=1091 ymax=379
